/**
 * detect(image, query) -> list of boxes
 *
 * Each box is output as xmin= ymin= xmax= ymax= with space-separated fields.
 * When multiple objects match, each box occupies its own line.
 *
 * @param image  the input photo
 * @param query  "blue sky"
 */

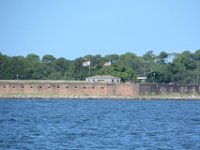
xmin=0 ymin=0 xmax=200 ymax=60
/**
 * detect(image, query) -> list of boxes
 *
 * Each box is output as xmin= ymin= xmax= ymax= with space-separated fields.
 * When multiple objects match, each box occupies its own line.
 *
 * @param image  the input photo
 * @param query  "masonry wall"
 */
xmin=107 ymin=84 xmax=139 ymax=96
xmin=0 ymin=81 xmax=139 ymax=97
xmin=1 ymin=81 xmax=200 ymax=98
xmin=139 ymin=84 xmax=200 ymax=95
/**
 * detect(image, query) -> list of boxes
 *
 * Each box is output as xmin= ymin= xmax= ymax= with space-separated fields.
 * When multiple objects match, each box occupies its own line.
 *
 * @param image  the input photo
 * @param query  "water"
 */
xmin=0 ymin=99 xmax=200 ymax=150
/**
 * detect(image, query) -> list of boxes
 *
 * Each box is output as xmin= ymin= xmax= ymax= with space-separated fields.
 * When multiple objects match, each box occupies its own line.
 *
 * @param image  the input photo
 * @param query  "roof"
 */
xmin=86 ymin=75 xmax=120 ymax=80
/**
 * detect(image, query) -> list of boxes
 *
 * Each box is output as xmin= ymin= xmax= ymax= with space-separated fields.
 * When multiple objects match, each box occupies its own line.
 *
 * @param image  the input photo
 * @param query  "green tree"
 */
xmin=171 ymin=51 xmax=196 ymax=84
xmin=42 ymin=55 xmax=57 ymax=79
xmin=74 ymin=57 xmax=89 ymax=80
xmin=26 ymin=54 xmax=41 ymax=79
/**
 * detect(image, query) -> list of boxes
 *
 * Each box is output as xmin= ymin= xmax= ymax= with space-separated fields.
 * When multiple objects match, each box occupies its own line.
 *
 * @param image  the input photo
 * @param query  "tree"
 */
xmin=26 ymin=54 xmax=41 ymax=79
xmin=42 ymin=55 xmax=56 ymax=63
xmin=74 ymin=57 xmax=88 ymax=80
xmin=171 ymin=51 xmax=196 ymax=84
xmin=143 ymin=50 xmax=156 ymax=62
xmin=0 ymin=49 xmax=200 ymax=83
xmin=157 ymin=51 xmax=168 ymax=64
xmin=9 ymin=56 xmax=30 ymax=79
xmin=42 ymin=55 xmax=56 ymax=79
xmin=0 ymin=53 xmax=11 ymax=79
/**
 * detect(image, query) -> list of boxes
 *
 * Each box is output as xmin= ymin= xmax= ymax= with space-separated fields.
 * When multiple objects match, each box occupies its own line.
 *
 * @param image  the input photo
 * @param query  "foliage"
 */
xmin=1 ymin=49 xmax=200 ymax=84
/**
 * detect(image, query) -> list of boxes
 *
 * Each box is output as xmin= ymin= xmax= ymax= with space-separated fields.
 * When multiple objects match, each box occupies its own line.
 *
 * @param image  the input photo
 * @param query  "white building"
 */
xmin=86 ymin=75 xmax=121 ymax=84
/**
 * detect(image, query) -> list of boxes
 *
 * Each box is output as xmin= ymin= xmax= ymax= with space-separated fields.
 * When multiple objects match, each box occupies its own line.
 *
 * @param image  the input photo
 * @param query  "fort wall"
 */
xmin=139 ymin=84 xmax=200 ymax=95
xmin=0 ymin=81 xmax=139 ymax=98
xmin=0 ymin=81 xmax=200 ymax=98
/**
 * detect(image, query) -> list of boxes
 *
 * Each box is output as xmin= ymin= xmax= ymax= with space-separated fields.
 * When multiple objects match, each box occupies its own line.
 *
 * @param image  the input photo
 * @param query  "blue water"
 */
xmin=0 ymin=99 xmax=200 ymax=149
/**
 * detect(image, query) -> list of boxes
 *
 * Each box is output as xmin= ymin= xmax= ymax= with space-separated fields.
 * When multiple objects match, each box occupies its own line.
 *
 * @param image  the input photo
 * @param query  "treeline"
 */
xmin=1 ymin=50 xmax=200 ymax=84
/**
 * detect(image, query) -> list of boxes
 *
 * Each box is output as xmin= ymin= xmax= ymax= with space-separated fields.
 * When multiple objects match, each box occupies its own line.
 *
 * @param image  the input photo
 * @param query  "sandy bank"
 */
xmin=1 ymin=94 xmax=200 ymax=100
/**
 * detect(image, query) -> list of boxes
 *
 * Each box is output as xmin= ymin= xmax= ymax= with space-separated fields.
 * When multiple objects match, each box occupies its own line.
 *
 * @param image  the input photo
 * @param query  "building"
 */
xmin=137 ymin=76 xmax=147 ymax=83
xmin=86 ymin=75 xmax=121 ymax=84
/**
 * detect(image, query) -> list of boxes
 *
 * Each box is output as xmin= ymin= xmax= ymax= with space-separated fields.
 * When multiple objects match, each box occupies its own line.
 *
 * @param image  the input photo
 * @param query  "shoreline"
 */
xmin=1 ymin=95 xmax=200 ymax=100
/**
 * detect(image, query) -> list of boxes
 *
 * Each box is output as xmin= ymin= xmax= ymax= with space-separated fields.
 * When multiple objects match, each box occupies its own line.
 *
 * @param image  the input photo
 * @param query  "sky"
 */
xmin=0 ymin=0 xmax=200 ymax=60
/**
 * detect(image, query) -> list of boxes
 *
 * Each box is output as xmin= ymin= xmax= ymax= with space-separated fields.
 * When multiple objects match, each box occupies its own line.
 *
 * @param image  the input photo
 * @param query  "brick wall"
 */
xmin=1 ymin=81 xmax=199 ymax=98
xmin=0 ymin=81 xmax=139 ymax=97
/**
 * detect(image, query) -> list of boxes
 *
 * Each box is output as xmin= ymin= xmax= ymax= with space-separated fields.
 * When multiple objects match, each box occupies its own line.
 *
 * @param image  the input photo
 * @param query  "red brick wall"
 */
xmin=0 ymin=81 xmax=139 ymax=97
xmin=1 ymin=81 xmax=199 ymax=98
xmin=107 ymin=84 xmax=139 ymax=96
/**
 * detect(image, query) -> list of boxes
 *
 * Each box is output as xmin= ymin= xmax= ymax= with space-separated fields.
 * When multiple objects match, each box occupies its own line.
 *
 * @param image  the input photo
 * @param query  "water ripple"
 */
xmin=0 ymin=99 xmax=200 ymax=149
